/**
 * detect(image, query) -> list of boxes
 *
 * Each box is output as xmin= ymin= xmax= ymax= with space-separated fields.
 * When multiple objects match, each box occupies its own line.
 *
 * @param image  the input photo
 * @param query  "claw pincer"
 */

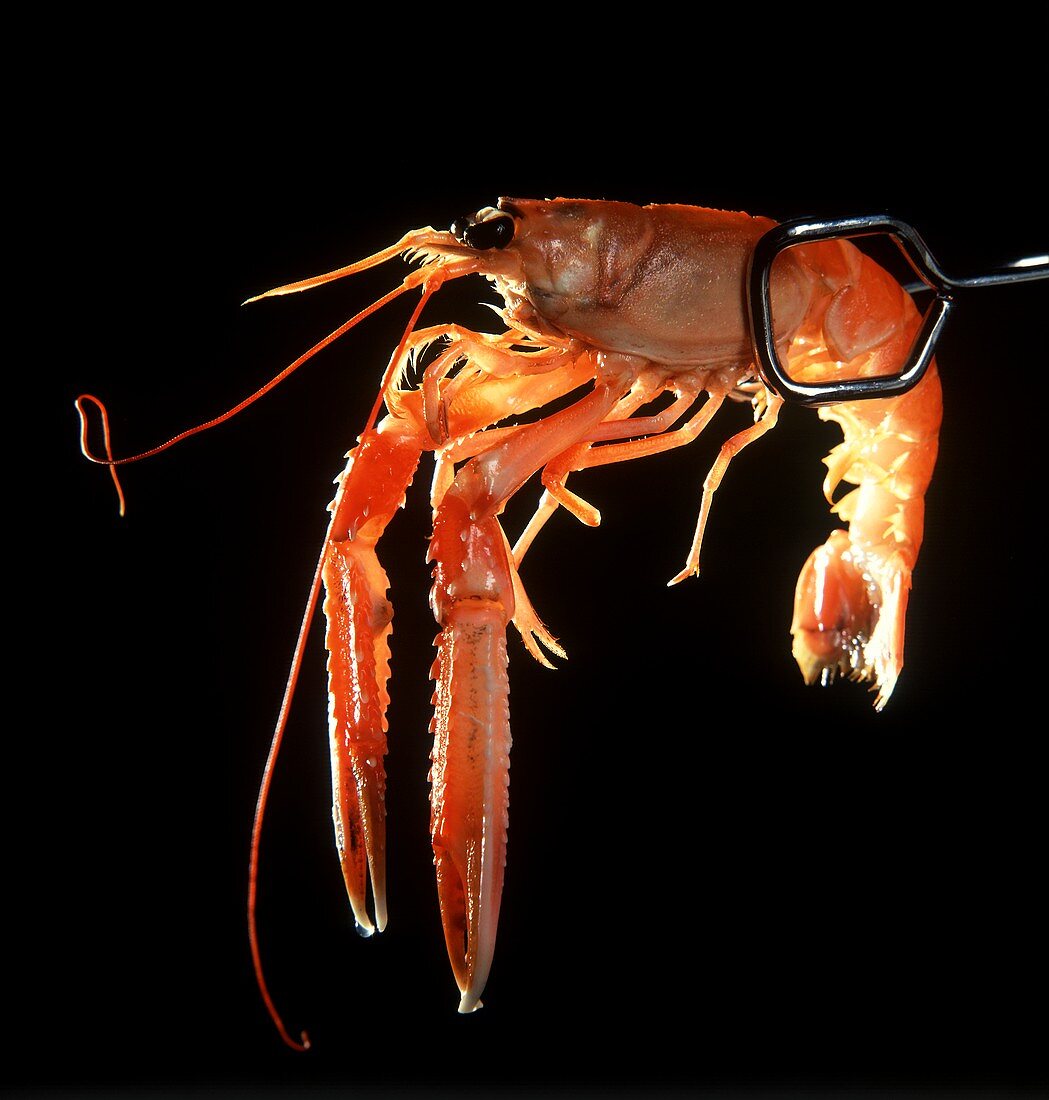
xmin=323 ymin=421 xmax=423 ymax=935
xmin=429 ymin=480 xmax=515 ymax=1011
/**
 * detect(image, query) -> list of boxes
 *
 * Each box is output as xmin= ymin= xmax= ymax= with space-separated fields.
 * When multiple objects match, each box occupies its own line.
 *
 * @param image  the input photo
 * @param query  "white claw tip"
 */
xmin=354 ymin=919 xmax=376 ymax=939
xmin=373 ymin=892 xmax=389 ymax=934
xmin=457 ymin=994 xmax=484 ymax=1014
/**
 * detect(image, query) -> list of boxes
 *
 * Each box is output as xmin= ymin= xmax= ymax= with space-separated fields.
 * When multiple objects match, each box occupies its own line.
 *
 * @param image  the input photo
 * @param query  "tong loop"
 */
xmin=747 ymin=215 xmax=1049 ymax=407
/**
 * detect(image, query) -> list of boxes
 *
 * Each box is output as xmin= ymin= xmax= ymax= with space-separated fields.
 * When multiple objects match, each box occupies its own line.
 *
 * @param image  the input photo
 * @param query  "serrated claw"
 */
xmin=322 ymin=424 xmax=423 ymax=936
xmin=430 ymin=603 xmax=511 ymax=1014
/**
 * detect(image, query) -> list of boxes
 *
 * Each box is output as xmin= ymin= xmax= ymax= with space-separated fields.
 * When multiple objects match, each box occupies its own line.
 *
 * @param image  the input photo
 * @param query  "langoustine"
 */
xmin=80 ymin=197 xmax=943 ymax=1044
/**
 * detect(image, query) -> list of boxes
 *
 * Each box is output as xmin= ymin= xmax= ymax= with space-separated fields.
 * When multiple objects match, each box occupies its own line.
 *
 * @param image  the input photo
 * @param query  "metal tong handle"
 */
xmin=747 ymin=215 xmax=1049 ymax=407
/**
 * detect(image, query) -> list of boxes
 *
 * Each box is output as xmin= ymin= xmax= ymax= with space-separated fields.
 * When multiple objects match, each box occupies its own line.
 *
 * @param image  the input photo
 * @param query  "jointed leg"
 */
xmin=669 ymin=392 xmax=784 ymax=584
xmin=513 ymin=385 xmax=729 ymax=566
xmin=428 ymin=355 xmax=638 ymax=1012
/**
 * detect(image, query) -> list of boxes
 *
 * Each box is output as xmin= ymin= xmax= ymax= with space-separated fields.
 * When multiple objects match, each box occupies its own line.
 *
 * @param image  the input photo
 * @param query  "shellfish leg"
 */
xmin=427 ymin=358 xmax=634 ymax=1012
xmin=323 ymin=418 xmax=423 ymax=934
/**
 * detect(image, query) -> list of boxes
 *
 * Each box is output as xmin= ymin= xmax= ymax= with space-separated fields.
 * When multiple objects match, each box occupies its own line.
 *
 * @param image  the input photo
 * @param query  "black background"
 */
xmin=28 ymin=13 xmax=1048 ymax=1098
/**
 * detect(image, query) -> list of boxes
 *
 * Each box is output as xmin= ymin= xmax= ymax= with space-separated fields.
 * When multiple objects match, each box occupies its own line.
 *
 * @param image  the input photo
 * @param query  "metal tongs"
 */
xmin=747 ymin=215 xmax=1049 ymax=406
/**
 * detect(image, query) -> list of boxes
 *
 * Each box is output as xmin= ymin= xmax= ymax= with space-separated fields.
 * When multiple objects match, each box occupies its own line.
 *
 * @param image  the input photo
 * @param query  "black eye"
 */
xmin=463 ymin=215 xmax=514 ymax=251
